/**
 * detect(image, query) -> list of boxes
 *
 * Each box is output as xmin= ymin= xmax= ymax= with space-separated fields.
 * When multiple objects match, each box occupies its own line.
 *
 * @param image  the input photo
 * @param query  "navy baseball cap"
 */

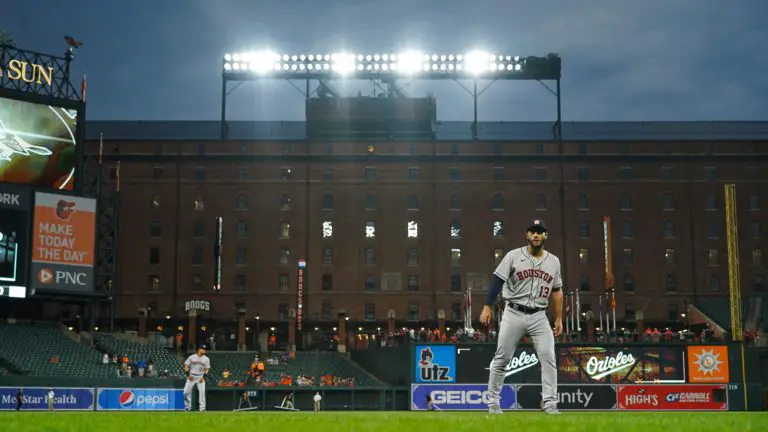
xmin=527 ymin=219 xmax=547 ymax=232
xmin=198 ymin=344 xmax=208 ymax=350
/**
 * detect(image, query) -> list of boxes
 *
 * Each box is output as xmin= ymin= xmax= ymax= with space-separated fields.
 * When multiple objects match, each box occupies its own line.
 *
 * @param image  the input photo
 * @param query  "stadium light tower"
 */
xmin=219 ymin=50 xmax=562 ymax=140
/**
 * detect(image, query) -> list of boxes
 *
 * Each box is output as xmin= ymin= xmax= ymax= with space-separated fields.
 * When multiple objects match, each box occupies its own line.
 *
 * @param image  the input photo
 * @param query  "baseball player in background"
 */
xmin=480 ymin=219 xmax=563 ymax=415
xmin=183 ymin=344 xmax=211 ymax=412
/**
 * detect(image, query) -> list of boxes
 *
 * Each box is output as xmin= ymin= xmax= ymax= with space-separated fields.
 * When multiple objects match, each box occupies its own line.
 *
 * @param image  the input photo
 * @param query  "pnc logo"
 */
xmin=38 ymin=268 xmax=54 ymax=284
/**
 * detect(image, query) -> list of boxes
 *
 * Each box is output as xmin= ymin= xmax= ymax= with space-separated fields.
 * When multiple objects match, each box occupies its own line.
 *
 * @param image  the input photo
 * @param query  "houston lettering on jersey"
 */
xmin=515 ymin=268 xmax=554 ymax=284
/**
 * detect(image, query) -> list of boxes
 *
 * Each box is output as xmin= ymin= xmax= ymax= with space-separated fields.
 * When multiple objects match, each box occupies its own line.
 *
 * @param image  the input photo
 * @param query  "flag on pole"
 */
xmin=116 ymin=161 xmax=121 ymax=192
xmin=80 ymin=73 xmax=87 ymax=101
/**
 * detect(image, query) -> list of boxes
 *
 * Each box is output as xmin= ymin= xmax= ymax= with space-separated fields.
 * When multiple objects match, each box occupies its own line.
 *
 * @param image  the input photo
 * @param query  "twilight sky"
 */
xmin=5 ymin=0 xmax=767 ymax=122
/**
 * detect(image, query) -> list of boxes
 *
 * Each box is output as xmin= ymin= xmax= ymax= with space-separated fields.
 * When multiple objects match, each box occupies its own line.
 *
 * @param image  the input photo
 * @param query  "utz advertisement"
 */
xmin=687 ymin=346 xmax=729 ymax=383
xmin=516 ymin=384 xmax=618 ymax=411
xmin=30 ymin=192 xmax=96 ymax=294
xmin=558 ymin=346 xmax=686 ymax=384
xmin=0 ymin=387 xmax=94 ymax=411
xmin=414 ymin=345 xmax=456 ymax=383
xmin=411 ymin=384 xmax=516 ymax=411
xmin=96 ymin=388 xmax=185 ymax=411
xmin=617 ymin=384 xmax=728 ymax=411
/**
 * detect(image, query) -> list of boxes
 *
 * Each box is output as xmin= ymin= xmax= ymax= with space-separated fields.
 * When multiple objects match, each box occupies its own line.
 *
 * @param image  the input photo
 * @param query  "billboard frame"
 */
xmin=0 ymin=44 xmax=86 ymax=194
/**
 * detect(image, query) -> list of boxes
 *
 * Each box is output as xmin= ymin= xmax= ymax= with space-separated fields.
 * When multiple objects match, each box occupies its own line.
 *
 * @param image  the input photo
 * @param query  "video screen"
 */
xmin=558 ymin=346 xmax=686 ymax=384
xmin=0 ymin=96 xmax=77 ymax=191
xmin=0 ymin=208 xmax=28 ymax=298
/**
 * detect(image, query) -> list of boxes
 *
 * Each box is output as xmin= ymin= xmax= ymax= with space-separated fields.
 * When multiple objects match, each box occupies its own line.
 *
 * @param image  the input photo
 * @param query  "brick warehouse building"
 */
xmin=67 ymin=120 xmax=767 ymax=348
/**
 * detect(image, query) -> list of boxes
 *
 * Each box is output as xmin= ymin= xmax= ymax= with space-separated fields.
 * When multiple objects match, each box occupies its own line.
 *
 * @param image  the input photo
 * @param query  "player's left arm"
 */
xmin=551 ymin=264 xmax=564 ymax=333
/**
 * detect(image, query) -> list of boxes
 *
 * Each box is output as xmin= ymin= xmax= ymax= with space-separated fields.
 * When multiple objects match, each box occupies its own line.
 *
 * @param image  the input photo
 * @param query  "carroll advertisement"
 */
xmin=30 ymin=192 xmax=96 ymax=293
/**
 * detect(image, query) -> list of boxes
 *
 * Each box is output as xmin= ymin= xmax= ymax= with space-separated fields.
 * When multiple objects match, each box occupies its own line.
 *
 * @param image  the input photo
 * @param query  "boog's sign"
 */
xmin=185 ymin=300 xmax=210 ymax=312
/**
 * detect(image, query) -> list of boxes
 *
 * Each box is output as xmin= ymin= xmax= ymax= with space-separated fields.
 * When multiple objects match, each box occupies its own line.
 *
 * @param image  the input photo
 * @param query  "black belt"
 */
xmin=508 ymin=302 xmax=545 ymax=314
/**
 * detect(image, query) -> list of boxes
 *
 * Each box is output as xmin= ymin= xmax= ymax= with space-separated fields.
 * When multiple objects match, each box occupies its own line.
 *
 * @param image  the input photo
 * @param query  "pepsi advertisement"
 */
xmin=96 ymin=388 xmax=185 ymax=411
xmin=411 ymin=384 xmax=516 ymax=411
xmin=414 ymin=345 xmax=457 ymax=383
xmin=0 ymin=387 xmax=94 ymax=410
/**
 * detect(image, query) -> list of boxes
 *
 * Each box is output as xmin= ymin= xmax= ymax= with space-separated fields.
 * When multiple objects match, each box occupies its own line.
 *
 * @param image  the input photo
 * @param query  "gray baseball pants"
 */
xmin=487 ymin=305 xmax=557 ymax=408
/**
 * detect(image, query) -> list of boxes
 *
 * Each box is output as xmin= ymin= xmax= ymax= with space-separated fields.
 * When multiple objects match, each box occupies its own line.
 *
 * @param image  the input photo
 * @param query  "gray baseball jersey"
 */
xmin=184 ymin=354 xmax=211 ymax=377
xmin=494 ymin=246 xmax=562 ymax=309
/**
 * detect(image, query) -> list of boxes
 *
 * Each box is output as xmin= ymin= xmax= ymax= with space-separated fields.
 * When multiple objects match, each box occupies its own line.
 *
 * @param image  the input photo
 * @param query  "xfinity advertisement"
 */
xmin=516 ymin=384 xmax=618 ymax=410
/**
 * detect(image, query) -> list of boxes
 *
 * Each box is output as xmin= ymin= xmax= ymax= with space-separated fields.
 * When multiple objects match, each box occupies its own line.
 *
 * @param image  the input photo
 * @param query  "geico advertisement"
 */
xmin=96 ymin=388 xmax=185 ymax=411
xmin=0 ymin=387 xmax=95 ymax=410
xmin=410 ymin=384 xmax=516 ymax=411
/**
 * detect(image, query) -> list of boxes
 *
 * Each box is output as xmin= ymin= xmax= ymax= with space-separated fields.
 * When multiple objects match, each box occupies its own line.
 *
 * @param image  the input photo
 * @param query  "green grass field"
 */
xmin=1 ymin=412 xmax=767 ymax=432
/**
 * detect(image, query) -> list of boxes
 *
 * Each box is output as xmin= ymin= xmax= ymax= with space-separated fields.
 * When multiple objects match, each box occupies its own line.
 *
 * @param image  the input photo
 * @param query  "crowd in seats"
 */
xmin=213 ymin=351 xmax=372 ymax=388
xmin=92 ymin=333 xmax=184 ymax=379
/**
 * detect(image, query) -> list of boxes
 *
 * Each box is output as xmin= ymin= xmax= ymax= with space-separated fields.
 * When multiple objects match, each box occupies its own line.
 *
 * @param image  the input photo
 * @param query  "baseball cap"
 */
xmin=198 ymin=344 xmax=208 ymax=350
xmin=527 ymin=219 xmax=547 ymax=232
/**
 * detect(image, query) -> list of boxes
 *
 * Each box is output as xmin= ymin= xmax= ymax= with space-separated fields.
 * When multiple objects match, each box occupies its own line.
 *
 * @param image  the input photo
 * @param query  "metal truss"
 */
xmin=0 ymin=44 xmax=82 ymax=104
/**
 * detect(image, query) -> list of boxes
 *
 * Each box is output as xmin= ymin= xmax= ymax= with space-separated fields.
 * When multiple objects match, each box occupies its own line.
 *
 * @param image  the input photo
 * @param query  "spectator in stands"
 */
xmin=102 ymin=353 xmax=109 ymax=364
xmin=112 ymin=354 xmax=118 ymax=363
xmin=50 ymin=355 xmax=59 ymax=365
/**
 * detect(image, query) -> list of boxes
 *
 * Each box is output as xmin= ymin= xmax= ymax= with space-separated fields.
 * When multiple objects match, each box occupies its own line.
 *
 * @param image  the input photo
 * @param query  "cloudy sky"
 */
xmin=5 ymin=0 xmax=767 ymax=122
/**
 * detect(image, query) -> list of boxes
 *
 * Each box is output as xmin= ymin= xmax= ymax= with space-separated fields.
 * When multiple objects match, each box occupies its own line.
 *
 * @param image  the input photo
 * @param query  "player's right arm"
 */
xmin=481 ymin=250 xmax=515 ymax=325
xmin=183 ymin=355 xmax=193 ymax=380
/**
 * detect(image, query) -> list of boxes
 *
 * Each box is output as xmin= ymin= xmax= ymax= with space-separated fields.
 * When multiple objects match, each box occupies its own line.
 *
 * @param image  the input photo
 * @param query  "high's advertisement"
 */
xmin=0 ymin=96 xmax=77 ymax=191
xmin=96 ymin=388 xmax=185 ymax=411
xmin=30 ymin=192 xmax=95 ymax=293
xmin=411 ymin=384 xmax=516 ymax=411
xmin=0 ymin=387 xmax=94 ymax=410
xmin=0 ymin=183 xmax=31 ymax=298
xmin=617 ymin=384 xmax=728 ymax=411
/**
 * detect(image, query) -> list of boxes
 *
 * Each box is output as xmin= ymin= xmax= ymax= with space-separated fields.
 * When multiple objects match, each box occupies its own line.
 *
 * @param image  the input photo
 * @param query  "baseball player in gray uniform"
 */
xmin=183 ymin=344 xmax=211 ymax=411
xmin=480 ymin=219 xmax=563 ymax=414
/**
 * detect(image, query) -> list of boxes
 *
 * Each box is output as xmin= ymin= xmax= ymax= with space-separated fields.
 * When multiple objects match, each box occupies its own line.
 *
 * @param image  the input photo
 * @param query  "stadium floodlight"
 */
xmin=221 ymin=50 xmax=560 ymax=80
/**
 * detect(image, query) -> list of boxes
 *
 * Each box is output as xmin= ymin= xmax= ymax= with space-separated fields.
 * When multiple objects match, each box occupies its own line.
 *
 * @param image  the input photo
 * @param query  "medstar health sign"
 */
xmin=30 ymin=192 xmax=96 ymax=293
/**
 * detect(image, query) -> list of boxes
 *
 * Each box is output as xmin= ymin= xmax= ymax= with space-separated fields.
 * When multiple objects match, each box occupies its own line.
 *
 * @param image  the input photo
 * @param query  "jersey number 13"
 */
xmin=538 ymin=286 xmax=552 ymax=298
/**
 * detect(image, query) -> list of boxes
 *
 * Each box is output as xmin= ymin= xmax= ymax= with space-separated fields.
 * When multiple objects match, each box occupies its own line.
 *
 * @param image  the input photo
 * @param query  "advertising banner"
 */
xmin=0 ymin=183 xmax=31 ymax=298
xmin=0 ymin=387 xmax=94 ymax=410
xmin=96 ymin=388 xmax=185 ymax=411
xmin=558 ymin=346 xmax=686 ymax=384
xmin=617 ymin=384 xmax=728 ymax=411
xmin=687 ymin=346 xmax=729 ymax=383
xmin=516 ymin=384 xmax=617 ymax=410
xmin=414 ymin=345 xmax=456 ymax=383
xmin=30 ymin=192 xmax=96 ymax=293
xmin=411 ymin=384 xmax=516 ymax=411
xmin=455 ymin=344 xmax=541 ymax=384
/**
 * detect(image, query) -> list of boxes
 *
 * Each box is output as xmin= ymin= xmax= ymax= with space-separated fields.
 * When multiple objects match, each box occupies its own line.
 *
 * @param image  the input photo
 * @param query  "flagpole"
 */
xmin=599 ymin=294 xmax=604 ymax=332
xmin=99 ymin=133 xmax=103 ymax=164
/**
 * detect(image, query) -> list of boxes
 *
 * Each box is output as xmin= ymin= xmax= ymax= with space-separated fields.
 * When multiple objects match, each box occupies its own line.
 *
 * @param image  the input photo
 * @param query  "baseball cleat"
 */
xmin=543 ymin=404 xmax=560 ymax=415
xmin=488 ymin=405 xmax=503 ymax=414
